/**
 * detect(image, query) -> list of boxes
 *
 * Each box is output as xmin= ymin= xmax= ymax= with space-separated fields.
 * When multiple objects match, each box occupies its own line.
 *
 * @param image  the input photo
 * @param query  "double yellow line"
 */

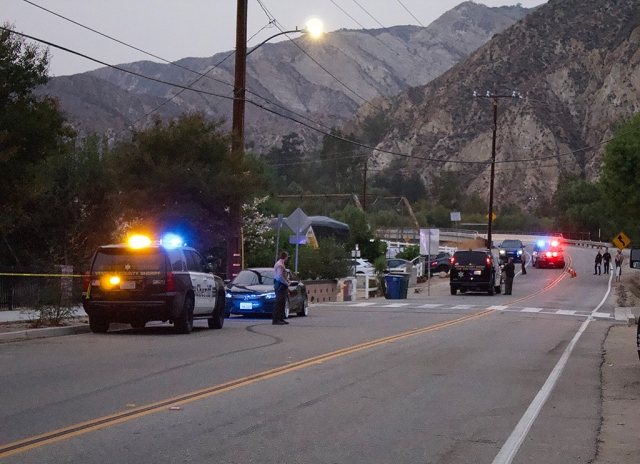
xmin=0 ymin=309 xmax=493 ymax=458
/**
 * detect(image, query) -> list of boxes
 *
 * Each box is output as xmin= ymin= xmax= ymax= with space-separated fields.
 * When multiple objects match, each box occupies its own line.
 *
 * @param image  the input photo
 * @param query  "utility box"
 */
xmin=630 ymin=249 xmax=640 ymax=269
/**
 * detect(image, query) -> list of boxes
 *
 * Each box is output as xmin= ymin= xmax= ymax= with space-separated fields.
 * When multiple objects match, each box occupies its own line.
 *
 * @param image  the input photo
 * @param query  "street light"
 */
xmin=228 ymin=1 xmax=322 ymax=279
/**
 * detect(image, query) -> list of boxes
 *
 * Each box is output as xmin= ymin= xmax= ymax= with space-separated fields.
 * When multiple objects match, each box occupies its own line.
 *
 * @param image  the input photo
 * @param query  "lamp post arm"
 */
xmin=247 ymin=28 xmax=306 ymax=56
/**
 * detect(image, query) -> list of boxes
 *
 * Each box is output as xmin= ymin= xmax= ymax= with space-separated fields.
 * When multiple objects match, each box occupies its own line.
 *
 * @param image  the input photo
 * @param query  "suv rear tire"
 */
xmin=175 ymin=297 xmax=194 ymax=334
xmin=450 ymin=286 xmax=457 ymax=295
xmin=89 ymin=315 xmax=109 ymax=333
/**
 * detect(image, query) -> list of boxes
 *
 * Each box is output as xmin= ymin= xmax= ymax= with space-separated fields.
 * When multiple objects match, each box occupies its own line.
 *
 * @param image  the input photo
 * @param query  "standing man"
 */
xmin=594 ymin=250 xmax=603 ymax=275
xmin=602 ymin=247 xmax=612 ymax=274
xmin=520 ymin=252 xmax=527 ymax=275
xmin=615 ymin=250 xmax=624 ymax=282
xmin=503 ymin=257 xmax=515 ymax=295
xmin=273 ymin=251 xmax=290 ymax=325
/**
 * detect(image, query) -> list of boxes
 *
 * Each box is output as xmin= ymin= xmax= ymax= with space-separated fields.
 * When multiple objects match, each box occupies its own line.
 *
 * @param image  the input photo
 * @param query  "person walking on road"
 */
xmin=503 ymin=258 xmax=515 ymax=295
xmin=594 ymin=250 xmax=602 ymax=275
xmin=602 ymin=247 xmax=612 ymax=274
xmin=521 ymin=253 xmax=527 ymax=275
xmin=615 ymin=250 xmax=624 ymax=282
xmin=272 ymin=251 xmax=290 ymax=325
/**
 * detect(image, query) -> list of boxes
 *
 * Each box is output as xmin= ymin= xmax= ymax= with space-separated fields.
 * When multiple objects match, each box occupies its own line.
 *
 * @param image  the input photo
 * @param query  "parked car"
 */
xmin=498 ymin=239 xmax=525 ymax=264
xmin=449 ymin=249 xmax=502 ymax=295
xmin=354 ymin=258 xmax=375 ymax=274
xmin=532 ymin=239 xmax=565 ymax=269
xmin=225 ymin=268 xmax=308 ymax=318
xmin=83 ymin=234 xmax=226 ymax=334
xmin=386 ymin=258 xmax=412 ymax=273
xmin=411 ymin=252 xmax=452 ymax=275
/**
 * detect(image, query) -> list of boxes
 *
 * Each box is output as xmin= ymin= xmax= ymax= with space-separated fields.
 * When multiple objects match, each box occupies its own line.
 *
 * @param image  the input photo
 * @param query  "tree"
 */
xmin=600 ymin=113 xmax=640 ymax=241
xmin=27 ymin=135 xmax=115 ymax=267
xmin=264 ymin=132 xmax=305 ymax=185
xmin=296 ymin=238 xmax=351 ymax=280
xmin=332 ymin=204 xmax=385 ymax=262
xmin=0 ymin=26 xmax=75 ymax=265
xmin=105 ymin=113 xmax=260 ymax=253
xmin=372 ymin=159 xmax=427 ymax=203
xmin=552 ymin=172 xmax=602 ymax=236
xmin=319 ymin=128 xmax=365 ymax=193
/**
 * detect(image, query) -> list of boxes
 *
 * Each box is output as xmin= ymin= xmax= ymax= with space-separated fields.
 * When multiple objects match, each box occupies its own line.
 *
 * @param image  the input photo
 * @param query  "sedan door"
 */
xmin=286 ymin=270 xmax=303 ymax=309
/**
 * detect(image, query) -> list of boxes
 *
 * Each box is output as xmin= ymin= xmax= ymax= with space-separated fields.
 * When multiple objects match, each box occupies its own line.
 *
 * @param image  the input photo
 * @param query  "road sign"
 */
xmin=450 ymin=211 xmax=461 ymax=222
xmin=613 ymin=231 xmax=631 ymax=250
xmin=485 ymin=213 xmax=497 ymax=220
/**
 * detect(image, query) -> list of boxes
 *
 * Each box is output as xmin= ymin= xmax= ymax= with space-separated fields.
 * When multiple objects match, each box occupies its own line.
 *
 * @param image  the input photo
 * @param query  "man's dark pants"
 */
xmin=273 ymin=284 xmax=288 ymax=322
xmin=505 ymin=277 xmax=514 ymax=295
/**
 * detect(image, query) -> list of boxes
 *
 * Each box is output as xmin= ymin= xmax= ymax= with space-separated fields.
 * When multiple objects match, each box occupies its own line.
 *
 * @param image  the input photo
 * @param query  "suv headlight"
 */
xmin=225 ymin=292 xmax=232 ymax=299
xmin=264 ymin=292 xmax=276 ymax=299
xmin=499 ymin=250 xmax=505 ymax=255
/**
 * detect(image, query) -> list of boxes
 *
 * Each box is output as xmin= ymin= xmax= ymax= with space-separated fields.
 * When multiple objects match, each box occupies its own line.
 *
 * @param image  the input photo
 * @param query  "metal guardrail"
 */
xmin=563 ymin=239 xmax=612 ymax=249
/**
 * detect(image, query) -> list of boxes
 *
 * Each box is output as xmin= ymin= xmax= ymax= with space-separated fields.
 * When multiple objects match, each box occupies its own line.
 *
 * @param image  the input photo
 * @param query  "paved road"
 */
xmin=0 ymin=243 xmax=635 ymax=463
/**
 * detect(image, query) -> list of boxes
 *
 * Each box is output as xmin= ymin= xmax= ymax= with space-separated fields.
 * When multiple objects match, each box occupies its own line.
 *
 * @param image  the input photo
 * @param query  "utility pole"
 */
xmin=473 ymin=90 xmax=522 ymax=249
xmin=228 ymin=0 xmax=248 ymax=280
xmin=362 ymin=159 xmax=367 ymax=212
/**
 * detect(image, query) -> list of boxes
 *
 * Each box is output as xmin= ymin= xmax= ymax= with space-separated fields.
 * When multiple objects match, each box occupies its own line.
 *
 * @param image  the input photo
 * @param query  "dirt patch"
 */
xmin=0 ymin=317 xmax=89 ymax=333
xmin=615 ymin=274 xmax=640 ymax=308
xmin=442 ymin=238 xmax=486 ymax=250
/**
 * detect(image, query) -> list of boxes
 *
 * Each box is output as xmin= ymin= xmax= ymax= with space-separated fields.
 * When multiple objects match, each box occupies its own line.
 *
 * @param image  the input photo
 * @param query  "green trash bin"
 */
xmin=399 ymin=273 xmax=409 ymax=299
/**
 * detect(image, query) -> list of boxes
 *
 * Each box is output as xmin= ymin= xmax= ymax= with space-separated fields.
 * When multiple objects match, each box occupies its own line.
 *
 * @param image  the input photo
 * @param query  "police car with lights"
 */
xmin=83 ymin=234 xmax=226 ymax=334
xmin=531 ymin=238 xmax=565 ymax=269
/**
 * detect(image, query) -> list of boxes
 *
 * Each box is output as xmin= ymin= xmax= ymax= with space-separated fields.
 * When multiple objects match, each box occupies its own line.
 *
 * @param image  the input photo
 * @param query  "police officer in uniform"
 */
xmin=503 ymin=257 xmax=515 ymax=295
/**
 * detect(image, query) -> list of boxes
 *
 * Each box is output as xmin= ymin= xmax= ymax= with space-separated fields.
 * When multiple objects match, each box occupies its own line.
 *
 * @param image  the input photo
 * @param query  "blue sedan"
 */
xmin=225 ymin=268 xmax=308 ymax=318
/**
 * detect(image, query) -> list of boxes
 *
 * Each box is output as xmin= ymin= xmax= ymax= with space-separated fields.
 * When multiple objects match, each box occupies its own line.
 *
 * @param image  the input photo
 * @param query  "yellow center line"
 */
xmin=503 ymin=254 xmax=572 ymax=307
xmin=0 ymin=309 xmax=494 ymax=458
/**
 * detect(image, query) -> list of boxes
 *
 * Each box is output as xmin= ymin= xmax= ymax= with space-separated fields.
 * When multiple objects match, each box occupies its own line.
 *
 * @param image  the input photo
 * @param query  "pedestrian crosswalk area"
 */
xmin=317 ymin=301 xmax=611 ymax=319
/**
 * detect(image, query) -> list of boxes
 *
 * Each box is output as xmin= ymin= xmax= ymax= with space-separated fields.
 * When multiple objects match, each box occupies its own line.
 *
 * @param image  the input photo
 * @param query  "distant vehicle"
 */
xmin=354 ymin=258 xmax=375 ymax=274
xmin=83 ymin=234 xmax=226 ymax=334
xmin=225 ymin=268 xmax=308 ymax=318
xmin=449 ymin=249 xmax=502 ymax=295
xmin=532 ymin=239 xmax=565 ymax=269
xmin=498 ymin=239 xmax=525 ymax=264
xmin=386 ymin=258 xmax=412 ymax=273
xmin=426 ymin=252 xmax=452 ymax=274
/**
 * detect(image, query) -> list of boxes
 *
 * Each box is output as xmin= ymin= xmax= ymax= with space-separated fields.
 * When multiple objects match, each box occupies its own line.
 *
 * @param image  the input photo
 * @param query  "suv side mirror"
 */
xmin=289 ymin=280 xmax=299 ymax=287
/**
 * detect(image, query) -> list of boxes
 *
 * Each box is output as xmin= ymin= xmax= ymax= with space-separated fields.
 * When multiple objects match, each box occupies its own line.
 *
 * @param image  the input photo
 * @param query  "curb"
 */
xmin=0 ymin=324 xmax=91 ymax=342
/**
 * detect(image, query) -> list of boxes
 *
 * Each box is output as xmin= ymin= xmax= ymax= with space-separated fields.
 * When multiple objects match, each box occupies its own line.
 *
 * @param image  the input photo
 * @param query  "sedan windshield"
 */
xmin=232 ymin=269 xmax=275 ymax=286
xmin=501 ymin=240 xmax=522 ymax=248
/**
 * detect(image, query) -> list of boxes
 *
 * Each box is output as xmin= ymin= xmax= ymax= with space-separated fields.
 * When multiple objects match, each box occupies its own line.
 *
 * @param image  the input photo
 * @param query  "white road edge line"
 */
xmin=492 ymin=268 xmax=614 ymax=464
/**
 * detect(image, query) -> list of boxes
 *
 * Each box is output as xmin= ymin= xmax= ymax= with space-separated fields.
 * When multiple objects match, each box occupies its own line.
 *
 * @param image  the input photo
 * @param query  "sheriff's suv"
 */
xmin=449 ymin=249 xmax=502 ymax=295
xmin=83 ymin=235 xmax=226 ymax=334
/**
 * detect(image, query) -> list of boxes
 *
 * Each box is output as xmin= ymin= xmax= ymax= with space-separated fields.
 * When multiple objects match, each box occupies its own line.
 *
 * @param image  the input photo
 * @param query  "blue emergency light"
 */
xmin=161 ymin=233 xmax=185 ymax=249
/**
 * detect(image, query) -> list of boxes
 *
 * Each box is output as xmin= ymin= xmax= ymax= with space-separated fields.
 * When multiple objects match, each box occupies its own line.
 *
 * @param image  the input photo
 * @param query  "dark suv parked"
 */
xmin=83 ymin=235 xmax=226 ymax=334
xmin=449 ymin=249 xmax=502 ymax=295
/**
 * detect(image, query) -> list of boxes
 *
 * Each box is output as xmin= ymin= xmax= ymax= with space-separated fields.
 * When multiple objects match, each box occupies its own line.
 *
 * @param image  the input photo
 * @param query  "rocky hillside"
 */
xmin=36 ymin=2 xmax=532 ymax=153
xmin=355 ymin=0 xmax=640 ymax=210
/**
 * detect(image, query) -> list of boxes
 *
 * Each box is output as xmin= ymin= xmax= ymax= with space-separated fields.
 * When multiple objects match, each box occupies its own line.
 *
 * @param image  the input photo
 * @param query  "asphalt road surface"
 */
xmin=0 ymin=244 xmax=622 ymax=463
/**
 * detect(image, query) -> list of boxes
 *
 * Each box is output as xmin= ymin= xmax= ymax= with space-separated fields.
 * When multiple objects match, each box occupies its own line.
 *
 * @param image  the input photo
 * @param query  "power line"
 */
xmin=3 ymin=27 xmax=627 ymax=169
xmin=396 ymin=0 xmax=426 ymax=27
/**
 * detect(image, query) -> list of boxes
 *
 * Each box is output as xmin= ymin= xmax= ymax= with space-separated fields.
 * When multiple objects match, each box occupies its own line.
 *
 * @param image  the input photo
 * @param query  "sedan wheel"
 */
xmin=284 ymin=298 xmax=290 ymax=319
xmin=297 ymin=297 xmax=308 ymax=317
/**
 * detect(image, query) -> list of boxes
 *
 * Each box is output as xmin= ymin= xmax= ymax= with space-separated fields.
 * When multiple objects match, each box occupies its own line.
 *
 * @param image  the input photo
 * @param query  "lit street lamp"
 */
xmin=228 ymin=0 xmax=322 ymax=279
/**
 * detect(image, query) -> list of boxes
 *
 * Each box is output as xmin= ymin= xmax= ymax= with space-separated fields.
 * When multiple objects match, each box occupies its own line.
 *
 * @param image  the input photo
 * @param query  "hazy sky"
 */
xmin=5 ymin=0 xmax=546 ymax=76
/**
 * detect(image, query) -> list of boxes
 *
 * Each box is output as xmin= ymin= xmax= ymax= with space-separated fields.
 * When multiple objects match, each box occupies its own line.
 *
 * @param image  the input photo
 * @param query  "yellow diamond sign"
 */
xmin=612 ymin=231 xmax=631 ymax=250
